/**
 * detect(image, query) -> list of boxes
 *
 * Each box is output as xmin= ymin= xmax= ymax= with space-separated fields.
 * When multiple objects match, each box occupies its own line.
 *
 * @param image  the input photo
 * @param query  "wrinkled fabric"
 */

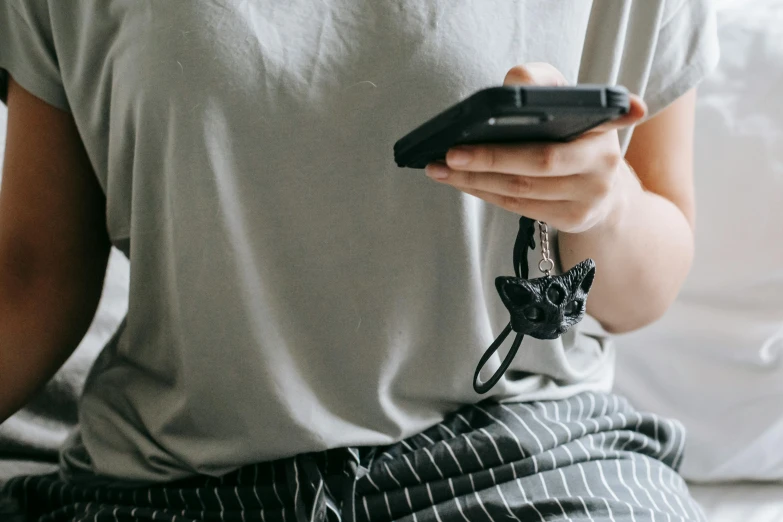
xmin=3 ymin=393 xmax=706 ymax=521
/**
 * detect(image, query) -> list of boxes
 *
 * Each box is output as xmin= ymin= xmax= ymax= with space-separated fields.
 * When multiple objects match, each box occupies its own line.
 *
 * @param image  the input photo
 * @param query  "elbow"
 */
xmin=600 ymin=229 xmax=694 ymax=336
xmin=600 ymin=297 xmax=672 ymax=335
xmin=596 ymin=265 xmax=692 ymax=336
xmin=0 ymin=237 xmax=109 ymax=328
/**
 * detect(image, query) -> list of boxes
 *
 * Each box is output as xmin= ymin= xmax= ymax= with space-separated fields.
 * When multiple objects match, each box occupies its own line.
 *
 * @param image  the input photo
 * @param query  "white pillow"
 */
xmin=615 ymin=0 xmax=783 ymax=482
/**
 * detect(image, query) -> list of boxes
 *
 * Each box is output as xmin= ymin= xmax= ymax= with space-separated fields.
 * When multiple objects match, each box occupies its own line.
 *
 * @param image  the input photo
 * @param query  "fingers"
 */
xmin=442 ymin=132 xmax=619 ymax=177
xmin=458 ymin=187 xmax=595 ymax=230
xmin=588 ymin=93 xmax=648 ymax=133
xmin=425 ymin=166 xmax=594 ymax=201
xmin=504 ymin=63 xmax=568 ymax=87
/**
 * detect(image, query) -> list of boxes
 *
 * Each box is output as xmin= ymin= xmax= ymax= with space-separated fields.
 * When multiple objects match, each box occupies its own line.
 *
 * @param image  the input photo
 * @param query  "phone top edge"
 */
xmin=519 ymin=84 xmax=630 ymax=112
xmin=393 ymin=84 xmax=630 ymax=167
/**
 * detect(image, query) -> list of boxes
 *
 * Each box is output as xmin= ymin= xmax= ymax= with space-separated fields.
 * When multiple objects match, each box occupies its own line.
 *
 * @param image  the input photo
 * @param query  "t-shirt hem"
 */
xmin=0 ymin=3 xmax=69 ymax=110
xmin=0 ymin=64 xmax=69 ymax=111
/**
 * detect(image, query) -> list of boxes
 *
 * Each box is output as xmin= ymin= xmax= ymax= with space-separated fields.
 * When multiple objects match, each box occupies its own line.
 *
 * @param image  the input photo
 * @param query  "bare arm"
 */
xmin=0 ymin=77 xmax=110 ymax=423
xmin=558 ymin=89 xmax=697 ymax=333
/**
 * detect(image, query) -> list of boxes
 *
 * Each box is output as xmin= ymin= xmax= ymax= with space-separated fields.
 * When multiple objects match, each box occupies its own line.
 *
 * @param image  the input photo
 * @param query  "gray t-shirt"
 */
xmin=0 ymin=0 xmax=718 ymax=483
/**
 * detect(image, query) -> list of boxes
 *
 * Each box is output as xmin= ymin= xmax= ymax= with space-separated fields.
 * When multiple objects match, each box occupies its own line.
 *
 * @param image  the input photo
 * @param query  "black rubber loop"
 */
xmin=473 ymin=323 xmax=524 ymax=394
xmin=474 ymin=216 xmax=535 ymax=395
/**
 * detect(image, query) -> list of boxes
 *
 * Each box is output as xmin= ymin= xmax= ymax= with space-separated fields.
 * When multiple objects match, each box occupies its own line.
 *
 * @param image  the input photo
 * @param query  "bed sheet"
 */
xmin=690 ymin=482 xmax=783 ymax=522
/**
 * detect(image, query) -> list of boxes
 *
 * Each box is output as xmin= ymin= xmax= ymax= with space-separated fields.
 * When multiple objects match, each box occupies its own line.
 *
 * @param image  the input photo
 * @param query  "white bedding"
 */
xmin=615 ymin=0 xmax=783 ymax=482
xmin=690 ymin=483 xmax=783 ymax=522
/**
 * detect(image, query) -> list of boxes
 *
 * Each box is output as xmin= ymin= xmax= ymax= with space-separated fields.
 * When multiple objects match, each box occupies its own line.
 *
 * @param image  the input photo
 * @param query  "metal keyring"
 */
xmin=538 ymin=258 xmax=555 ymax=274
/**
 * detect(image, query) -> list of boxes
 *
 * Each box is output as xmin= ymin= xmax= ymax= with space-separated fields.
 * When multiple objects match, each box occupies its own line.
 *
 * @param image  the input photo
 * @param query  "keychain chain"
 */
xmin=537 ymin=221 xmax=555 ymax=275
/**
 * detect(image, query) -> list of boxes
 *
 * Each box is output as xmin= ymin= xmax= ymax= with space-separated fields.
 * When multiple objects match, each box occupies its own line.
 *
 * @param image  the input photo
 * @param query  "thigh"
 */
xmin=2 ymin=393 xmax=706 ymax=522
xmin=1 ymin=461 xmax=298 ymax=521
xmin=354 ymin=392 xmax=706 ymax=522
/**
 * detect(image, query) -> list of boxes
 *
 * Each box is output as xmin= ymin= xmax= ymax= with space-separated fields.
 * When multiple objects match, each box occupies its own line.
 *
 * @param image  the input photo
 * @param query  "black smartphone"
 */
xmin=394 ymin=84 xmax=630 ymax=169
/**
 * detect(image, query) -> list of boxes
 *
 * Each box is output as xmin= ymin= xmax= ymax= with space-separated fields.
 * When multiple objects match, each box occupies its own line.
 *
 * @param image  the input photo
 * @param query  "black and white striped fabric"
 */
xmin=2 ymin=392 xmax=706 ymax=522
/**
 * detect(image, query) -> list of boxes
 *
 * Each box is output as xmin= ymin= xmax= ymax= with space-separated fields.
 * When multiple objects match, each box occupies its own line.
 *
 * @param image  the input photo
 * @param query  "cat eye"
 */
xmin=546 ymin=285 xmax=565 ymax=305
xmin=524 ymin=306 xmax=544 ymax=322
xmin=564 ymin=300 xmax=581 ymax=316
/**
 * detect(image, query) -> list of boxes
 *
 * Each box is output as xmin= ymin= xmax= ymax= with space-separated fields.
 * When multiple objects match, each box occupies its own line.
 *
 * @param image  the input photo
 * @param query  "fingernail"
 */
xmin=426 ymin=164 xmax=450 ymax=180
xmin=446 ymin=147 xmax=473 ymax=167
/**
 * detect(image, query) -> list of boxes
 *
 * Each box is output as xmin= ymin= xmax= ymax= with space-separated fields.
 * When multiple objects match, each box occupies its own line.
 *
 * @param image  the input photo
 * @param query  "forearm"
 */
xmin=0 ymin=248 xmax=108 ymax=423
xmin=558 ymin=165 xmax=694 ymax=334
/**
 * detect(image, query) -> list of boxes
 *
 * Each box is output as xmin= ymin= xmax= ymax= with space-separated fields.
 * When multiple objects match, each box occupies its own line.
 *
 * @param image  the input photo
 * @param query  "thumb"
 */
xmin=587 ymin=93 xmax=648 ymax=134
xmin=504 ymin=62 xmax=568 ymax=87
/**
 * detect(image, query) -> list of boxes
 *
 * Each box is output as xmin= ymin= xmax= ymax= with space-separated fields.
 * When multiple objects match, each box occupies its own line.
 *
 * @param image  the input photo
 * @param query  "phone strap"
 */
xmin=473 ymin=217 xmax=597 ymax=394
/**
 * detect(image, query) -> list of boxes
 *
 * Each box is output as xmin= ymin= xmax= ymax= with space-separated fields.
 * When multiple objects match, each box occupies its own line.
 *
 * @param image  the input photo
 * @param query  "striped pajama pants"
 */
xmin=2 ymin=392 xmax=707 ymax=522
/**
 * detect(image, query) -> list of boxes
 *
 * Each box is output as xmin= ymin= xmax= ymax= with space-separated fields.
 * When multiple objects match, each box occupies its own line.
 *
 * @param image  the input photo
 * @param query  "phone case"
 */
xmin=394 ymin=85 xmax=629 ymax=169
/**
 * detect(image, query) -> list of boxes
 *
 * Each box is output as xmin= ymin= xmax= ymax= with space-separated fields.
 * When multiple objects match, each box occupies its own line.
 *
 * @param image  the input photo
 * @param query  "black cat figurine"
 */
xmin=496 ymin=258 xmax=595 ymax=340
xmin=473 ymin=216 xmax=596 ymax=394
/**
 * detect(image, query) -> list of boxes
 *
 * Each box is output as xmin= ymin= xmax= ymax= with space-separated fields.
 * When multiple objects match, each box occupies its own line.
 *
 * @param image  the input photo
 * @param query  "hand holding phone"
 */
xmin=395 ymin=63 xmax=647 ymax=234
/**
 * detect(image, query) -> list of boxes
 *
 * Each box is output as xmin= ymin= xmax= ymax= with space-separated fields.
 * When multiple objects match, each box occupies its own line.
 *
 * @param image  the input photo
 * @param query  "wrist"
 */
xmin=558 ymin=160 xmax=642 ymax=266
xmin=592 ymin=160 xmax=643 ymax=237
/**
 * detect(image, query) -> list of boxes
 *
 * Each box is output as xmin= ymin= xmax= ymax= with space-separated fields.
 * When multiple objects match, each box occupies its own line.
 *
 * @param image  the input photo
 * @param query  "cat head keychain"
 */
xmin=473 ymin=216 xmax=596 ymax=394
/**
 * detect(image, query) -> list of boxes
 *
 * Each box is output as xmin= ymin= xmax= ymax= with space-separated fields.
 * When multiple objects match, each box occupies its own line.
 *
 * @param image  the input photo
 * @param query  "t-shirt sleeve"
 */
xmin=644 ymin=0 xmax=720 ymax=118
xmin=0 ymin=1 xmax=68 ymax=110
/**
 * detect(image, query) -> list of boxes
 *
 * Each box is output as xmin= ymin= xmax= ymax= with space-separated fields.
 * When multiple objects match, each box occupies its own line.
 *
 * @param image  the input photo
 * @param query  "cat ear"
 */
xmin=495 ymin=276 xmax=535 ymax=307
xmin=567 ymin=258 xmax=596 ymax=294
xmin=578 ymin=264 xmax=596 ymax=294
